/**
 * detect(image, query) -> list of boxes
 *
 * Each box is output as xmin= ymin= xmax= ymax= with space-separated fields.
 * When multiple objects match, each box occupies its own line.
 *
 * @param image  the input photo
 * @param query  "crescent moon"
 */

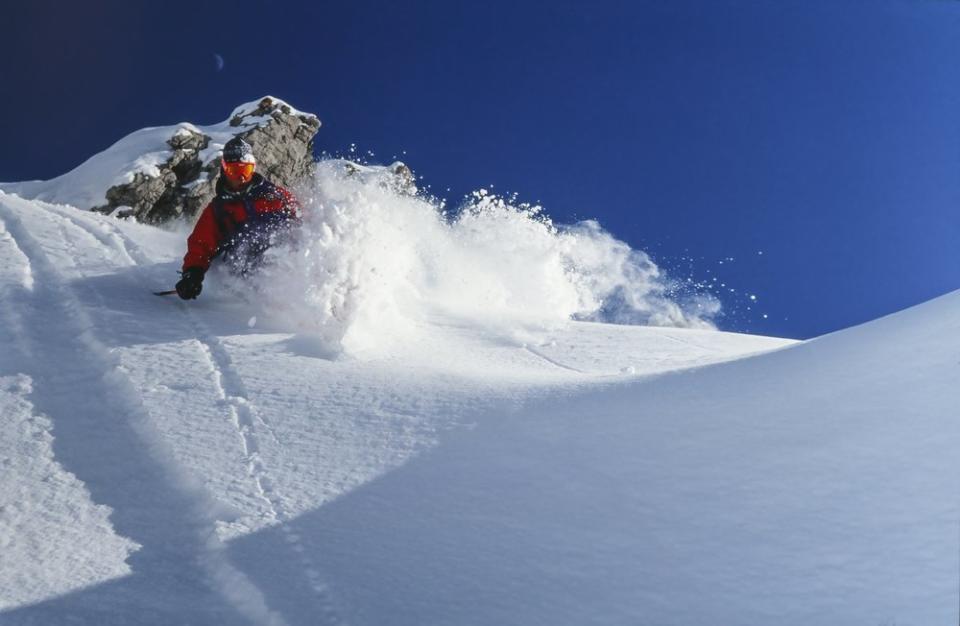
xmin=214 ymin=53 xmax=225 ymax=72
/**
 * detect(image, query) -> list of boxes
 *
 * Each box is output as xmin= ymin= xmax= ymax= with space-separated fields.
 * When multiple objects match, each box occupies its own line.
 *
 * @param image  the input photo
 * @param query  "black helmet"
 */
xmin=222 ymin=137 xmax=255 ymax=163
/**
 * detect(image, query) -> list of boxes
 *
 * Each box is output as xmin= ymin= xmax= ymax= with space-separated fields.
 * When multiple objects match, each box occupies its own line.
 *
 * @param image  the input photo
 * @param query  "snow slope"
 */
xmin=0 ymin=176 xmax=956 ymax=625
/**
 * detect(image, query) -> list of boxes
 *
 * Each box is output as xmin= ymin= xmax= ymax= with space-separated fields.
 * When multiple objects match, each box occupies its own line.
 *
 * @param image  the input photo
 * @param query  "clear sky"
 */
xmin=2 ymin=0 xmax=957 ymax=338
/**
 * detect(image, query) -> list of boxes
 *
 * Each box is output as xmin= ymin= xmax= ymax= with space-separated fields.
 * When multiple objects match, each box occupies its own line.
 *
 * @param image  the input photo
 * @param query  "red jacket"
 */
xmin=183 ymin=173 xmax=300 ymax=272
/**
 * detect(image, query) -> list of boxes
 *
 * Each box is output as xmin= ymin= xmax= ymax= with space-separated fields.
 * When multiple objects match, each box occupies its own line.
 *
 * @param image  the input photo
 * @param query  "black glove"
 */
xmin=175 ymin=267 xmax=205 ymax=300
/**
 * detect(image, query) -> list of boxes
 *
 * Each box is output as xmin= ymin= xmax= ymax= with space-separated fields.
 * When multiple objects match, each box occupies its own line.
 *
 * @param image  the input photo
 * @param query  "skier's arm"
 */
xmin=278 ymin=186 xmax=302 ymax=221
xmin=182 ymin=203 xmax=222 ymax=272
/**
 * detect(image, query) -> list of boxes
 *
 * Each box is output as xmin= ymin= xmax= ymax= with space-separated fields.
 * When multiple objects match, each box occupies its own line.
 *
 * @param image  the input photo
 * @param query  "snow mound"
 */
xmin=305 ymin=289 xmax=960 ymax=626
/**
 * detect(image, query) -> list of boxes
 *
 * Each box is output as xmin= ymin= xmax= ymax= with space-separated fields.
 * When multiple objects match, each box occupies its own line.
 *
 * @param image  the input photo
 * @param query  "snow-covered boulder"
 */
xmin=0 ymin=96 xmax=322 ymax=223
xmin=105 ymin=96 xmax=321 ymax=223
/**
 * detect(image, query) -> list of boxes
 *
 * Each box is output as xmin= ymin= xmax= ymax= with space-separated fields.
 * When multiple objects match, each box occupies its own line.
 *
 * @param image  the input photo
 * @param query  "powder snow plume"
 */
xmin=246 ymin=160 xmax=719 ymax=355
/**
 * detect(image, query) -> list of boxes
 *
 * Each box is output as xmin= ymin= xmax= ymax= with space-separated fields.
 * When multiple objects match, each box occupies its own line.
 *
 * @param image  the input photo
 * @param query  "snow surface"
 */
xmin=0 ymin=97 xmax=310 ymax=210
xmin=0 ymin=161 xmax=957 ymax=625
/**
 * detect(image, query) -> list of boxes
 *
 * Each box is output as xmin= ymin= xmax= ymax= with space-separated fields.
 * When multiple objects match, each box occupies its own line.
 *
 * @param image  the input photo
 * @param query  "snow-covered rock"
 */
xmin=0 ymin=96 xmax=322 ymax=223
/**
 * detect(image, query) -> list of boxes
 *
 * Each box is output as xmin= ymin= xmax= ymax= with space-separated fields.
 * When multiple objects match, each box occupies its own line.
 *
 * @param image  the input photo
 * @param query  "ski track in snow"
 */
xmin=0 ymin=218 xmax=34 ymax=291
xmin=37 ymin=201 xmax=153 ymax=266
xmin=522 ymin=344 xmax=586 ymax=374
xmin=658 ymin=330 xmax=719 ymax=353
xmin=0 ymin=200 xmax=289 ymax=626
xmin=186 ymin=315 xmax=346 ymax=625
xmin=0 ymin=218 xmax=34 ymax=360
xmin=195 ymin=333 xmax=283 ymax=521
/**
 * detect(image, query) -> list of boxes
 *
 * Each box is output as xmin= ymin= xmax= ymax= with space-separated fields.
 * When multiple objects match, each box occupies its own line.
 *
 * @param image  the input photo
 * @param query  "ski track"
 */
xmin=0 ymin=219 xmax=35 ymax=358
xmin=523 ymin=344 xmax=586 ymax=374
xmin=26 ymin=201 xmax=345 ymax=625
xmin=0 ymin=201 xmax=288 ymax=626
xmin=659 ymin=331 xmax=718 ymax=354
xmin=0 ymin=217 xmax=35 ymax=291
xmin=38 ymin=202 xmax=152 ymax=266
xmin=197 ymin=334 xmax=281 ymax=521
xmin=185 ymin=314 xmax=346 ymax=626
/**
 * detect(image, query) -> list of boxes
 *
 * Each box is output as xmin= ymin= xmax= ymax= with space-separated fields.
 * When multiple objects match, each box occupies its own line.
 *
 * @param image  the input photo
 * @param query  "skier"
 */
xmin=175 ymin=137 xmax=301 ymax=300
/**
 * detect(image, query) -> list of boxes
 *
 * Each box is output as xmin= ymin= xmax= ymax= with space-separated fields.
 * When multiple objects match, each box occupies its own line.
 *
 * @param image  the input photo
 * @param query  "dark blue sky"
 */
xmin=3 ymin=0 xmax=958 ymax=338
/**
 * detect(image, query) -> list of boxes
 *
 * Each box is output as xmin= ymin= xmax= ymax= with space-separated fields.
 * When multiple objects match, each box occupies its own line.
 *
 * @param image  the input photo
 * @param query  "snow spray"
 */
xmin=247 ymin=160 xmax=719 ymax=355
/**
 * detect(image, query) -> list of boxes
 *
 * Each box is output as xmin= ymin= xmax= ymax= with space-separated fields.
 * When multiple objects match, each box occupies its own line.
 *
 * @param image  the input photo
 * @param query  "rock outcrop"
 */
xmin=95 ymin=97 xmax=322 ymax=223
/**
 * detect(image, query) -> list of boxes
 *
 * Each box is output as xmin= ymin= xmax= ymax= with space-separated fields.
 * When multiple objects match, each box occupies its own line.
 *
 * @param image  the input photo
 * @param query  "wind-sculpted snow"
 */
xmin=0 ymin=220 xmax=133 ymax=609
xmin=242 ymin=161 xmax=718 ymax=356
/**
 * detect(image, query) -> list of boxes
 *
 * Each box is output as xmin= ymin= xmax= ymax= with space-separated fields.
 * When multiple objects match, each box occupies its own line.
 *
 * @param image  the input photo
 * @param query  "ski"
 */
xmin=153 ymin=290 xmax=177 ymax=296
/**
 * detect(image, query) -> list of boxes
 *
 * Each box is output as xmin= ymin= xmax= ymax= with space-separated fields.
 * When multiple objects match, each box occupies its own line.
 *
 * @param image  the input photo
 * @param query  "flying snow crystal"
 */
xmin=213 ymin=53 xmax=225 ymax=72
xmin=244 ymin=160 xmax=719 ymax=354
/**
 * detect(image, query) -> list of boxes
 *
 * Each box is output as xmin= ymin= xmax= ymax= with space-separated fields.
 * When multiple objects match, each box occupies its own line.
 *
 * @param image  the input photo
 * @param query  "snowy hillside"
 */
xmin=1 ymin=156 xmax=957 ymax=625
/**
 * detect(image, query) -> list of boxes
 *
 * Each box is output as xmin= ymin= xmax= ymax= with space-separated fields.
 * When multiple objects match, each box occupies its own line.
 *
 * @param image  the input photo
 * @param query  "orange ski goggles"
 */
xmin=222 ymin=160 xmax=255 ymax=184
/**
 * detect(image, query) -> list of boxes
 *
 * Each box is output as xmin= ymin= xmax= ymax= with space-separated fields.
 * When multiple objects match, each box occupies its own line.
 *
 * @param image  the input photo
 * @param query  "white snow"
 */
xmin=0 ymin=157 xmax=956 ymax=625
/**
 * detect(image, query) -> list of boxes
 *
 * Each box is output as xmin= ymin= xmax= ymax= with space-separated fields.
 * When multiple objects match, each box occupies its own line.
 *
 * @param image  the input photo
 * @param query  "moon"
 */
xmin=214 ymin=53 xmax=224 ymax=72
